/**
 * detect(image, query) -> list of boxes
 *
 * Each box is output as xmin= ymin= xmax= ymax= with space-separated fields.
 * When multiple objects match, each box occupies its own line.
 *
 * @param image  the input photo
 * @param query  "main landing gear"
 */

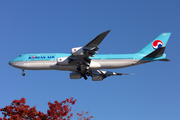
xmin=77 ymin=64 xmax=91 ymax=80
xmin=22 ymin=69 xmax=25 ymax=76
xmin=82 ymin=74 xmax=88 ymax=80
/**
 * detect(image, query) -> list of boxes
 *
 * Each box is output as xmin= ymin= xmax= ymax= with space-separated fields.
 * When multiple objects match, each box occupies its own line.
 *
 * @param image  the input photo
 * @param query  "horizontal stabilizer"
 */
xmin=115 ymin=73 xmax=131 ymax=75
xmin=158 ymin=59 xmax=170 ymax=61
xmin=144 ymin=47 xmax=165 ymax=58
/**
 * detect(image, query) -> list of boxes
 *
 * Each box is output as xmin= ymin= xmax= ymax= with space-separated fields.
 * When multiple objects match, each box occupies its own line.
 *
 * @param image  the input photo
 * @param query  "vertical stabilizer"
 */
xmin=138 ymin=33 xmax=171 ymax=55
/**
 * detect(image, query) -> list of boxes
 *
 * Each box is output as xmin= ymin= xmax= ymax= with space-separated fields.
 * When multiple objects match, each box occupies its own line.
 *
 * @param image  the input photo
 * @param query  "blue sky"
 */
xmin=1 ymin=0 xmax=180 ymax=119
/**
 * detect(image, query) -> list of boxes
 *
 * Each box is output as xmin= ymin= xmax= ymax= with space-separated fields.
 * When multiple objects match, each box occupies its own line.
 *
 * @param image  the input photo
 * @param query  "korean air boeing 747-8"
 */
xmin=9 ymin=30 xmax=171 ymax=81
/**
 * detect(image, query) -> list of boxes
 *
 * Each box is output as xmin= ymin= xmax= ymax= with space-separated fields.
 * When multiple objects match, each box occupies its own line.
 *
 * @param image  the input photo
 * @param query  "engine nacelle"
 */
xmin=92 ymin=75 xmax=104 ymax=81
xmin=71 ymin=47 xmax=84 ymax=56
xmin=57 ymin=57 xmax=69 ymax=65
xmin=70 ymin=72 xmax=82 ymax=79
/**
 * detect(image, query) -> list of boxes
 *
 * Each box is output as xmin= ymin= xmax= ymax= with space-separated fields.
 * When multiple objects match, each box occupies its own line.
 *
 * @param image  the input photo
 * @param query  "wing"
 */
xmin=69 ymin=30 xmax=111 ymax=65
xmin=69 ymin=70 xmax=131 ymax=81
xmin=57 ymin=30 xmax=111 ymax=80
xmin=91 ymin=70 xmax=131 ymax=81
xmin=70 ymin=30 xmax=111 ymax=57
xmin=85 ymin=30 xmax=111 ymax=48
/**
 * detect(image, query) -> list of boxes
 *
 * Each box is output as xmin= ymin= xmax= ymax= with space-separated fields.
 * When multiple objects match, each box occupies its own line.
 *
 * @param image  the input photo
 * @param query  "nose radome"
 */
xmin=9 ymin=61 xmax=16 ymax=67
xmin=9 ymin=61 xmax=12 ymax=66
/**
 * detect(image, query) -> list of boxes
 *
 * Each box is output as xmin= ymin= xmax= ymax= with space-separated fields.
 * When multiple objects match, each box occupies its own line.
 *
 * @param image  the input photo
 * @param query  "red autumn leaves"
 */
xmin=0 ymin=97 xmax=93 ymax=120
xmin=77 ymin=111 xmax=93 ymax=120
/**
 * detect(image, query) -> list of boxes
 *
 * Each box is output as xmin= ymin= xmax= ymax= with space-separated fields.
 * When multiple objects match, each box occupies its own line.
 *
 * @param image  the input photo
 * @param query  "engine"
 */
xmin=57 ymin=57 xmax=69 ymax=65
xmin=70 ymin=72 xmax=82 ymax=79
xmin=92 ymin=75 xmax=104 ymax=81
xmin=71 ymin=46 xmax=98 ymax=56
xmin=71 ymin=47 xmax=84 ymax=56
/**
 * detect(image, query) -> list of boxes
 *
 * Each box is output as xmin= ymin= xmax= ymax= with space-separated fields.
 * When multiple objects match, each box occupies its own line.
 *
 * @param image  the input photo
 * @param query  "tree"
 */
xmin=0 ymin=97 xmax=93 ymax=120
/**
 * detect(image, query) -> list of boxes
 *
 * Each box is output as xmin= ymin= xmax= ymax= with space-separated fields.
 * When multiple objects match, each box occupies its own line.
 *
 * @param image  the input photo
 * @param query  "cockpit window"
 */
xmin=19 ymin=55 xmax=21 ymax=57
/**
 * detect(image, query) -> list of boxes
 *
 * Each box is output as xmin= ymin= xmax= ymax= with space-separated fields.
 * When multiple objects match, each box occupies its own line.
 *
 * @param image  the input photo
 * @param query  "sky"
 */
xmin=0 ymin=0 xmax=180 ymax=119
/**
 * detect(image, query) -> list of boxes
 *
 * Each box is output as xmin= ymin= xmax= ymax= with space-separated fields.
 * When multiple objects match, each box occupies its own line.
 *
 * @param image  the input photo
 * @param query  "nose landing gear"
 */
xmin=22 ymin=70 xmax=25 ymax=76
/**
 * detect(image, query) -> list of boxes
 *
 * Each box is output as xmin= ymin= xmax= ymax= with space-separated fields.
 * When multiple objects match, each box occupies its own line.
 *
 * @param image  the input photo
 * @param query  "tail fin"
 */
xmin=138 ymin=33 xmax=171 ymax=57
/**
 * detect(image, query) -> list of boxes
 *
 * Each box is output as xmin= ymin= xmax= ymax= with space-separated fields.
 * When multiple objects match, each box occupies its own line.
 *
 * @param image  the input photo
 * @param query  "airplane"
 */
xmin=9 ymin=30 xmax=171 ymax=81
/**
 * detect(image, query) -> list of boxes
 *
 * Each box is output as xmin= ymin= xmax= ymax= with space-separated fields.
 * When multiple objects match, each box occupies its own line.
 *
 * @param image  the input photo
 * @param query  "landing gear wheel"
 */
xmin=22 ymin=73 xmax=25 ymax=76
xmin=83 ymin=75 xmax=87 ymax=80
xmin=22 ymin=69 xmax=25 ymax=76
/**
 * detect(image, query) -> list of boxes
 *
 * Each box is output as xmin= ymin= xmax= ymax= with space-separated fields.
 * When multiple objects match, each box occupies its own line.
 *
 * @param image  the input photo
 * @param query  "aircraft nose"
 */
xmin=9 ymin=61 xmax=14 ymax=66
xmin=9 ymin=61 xmax=17 ymax=67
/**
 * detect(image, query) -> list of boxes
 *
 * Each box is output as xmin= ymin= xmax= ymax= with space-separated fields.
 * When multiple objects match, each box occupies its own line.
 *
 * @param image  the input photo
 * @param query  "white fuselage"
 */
xmin=9 ymin=59 xmax=148 ymax=71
